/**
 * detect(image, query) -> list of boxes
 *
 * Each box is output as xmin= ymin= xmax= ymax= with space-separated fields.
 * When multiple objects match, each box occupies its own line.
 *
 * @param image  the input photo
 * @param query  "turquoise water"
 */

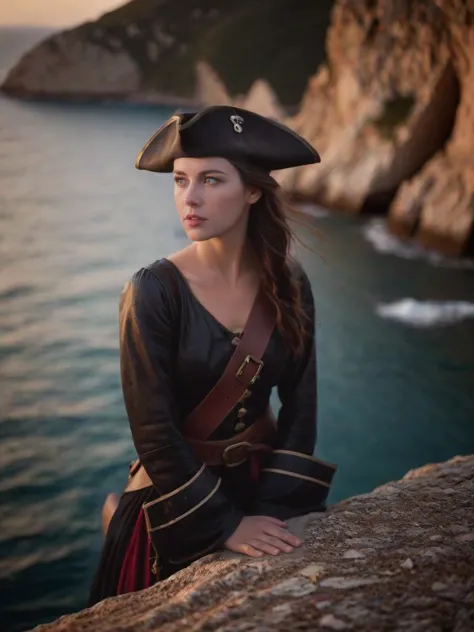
xmin=1 ymin=28 xmax=473 ymax=632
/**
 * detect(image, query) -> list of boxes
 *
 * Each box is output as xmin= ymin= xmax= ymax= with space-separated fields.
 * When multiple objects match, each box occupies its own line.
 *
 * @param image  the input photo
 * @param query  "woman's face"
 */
xmin=173 ymin=157 xmax=260 ymax=242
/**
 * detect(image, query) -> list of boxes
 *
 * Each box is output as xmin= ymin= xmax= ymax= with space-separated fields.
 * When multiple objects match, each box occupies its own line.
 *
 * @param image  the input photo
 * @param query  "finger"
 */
xmin=238 ymin=544 xmax=264 ymax=558
xmin=258 ymin=534 xmax=294 ymax=553
xmin=259 ymin=516 xmax=288 ymax=528
xmin=264 ymin=526 xmax=302 ymax=547
xmin=249 ymin=539 xmax=281 ymax=556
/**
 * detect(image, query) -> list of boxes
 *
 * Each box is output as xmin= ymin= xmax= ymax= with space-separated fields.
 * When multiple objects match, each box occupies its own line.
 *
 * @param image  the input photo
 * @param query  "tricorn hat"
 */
xmin=135 ymin=105 xmax=320 ymax=173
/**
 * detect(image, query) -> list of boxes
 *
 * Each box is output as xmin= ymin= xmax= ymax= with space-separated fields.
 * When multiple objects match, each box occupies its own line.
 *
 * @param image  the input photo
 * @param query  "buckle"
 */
xmin=222 ymin=442 xmax=252 ymax=468
xmin=236 ymin=355 xmax=264 ymax=385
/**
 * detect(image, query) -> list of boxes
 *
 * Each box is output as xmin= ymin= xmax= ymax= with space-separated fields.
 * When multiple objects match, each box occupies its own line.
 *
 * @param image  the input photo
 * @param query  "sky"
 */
xmin=0 ymin=0 xmax=127 ymax=27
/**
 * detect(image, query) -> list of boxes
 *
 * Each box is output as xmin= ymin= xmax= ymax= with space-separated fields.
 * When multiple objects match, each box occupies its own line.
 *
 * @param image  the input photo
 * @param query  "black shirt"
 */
xmin=119 ymin=258 xmax=327 ymax=565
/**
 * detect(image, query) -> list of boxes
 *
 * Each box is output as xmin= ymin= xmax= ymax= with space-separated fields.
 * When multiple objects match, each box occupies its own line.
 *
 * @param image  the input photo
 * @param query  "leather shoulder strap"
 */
xmin=183 ymin=286 xmax=276 ymax=441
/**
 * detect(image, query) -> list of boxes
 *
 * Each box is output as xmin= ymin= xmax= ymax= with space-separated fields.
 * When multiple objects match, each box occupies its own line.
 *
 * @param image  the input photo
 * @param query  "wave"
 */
xmin=362 ymin=219 xmax=474 ymax=269
xmin=376 ymin=299 xmax=474 ymax=327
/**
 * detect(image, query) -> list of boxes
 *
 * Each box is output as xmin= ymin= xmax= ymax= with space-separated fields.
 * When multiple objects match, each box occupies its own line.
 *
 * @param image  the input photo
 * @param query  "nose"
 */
xmin=183 ymin=182 xmax=202 ymax=208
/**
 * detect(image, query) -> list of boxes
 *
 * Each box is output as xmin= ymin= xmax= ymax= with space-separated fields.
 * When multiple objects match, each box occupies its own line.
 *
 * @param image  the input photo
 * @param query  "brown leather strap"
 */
xmin=125 ymin=411 xmax=277 ymax=493
xmin=184 ymin=285 xmax=276 ymax=441
xmin=187 ymin=410 xmax=276 ymax=466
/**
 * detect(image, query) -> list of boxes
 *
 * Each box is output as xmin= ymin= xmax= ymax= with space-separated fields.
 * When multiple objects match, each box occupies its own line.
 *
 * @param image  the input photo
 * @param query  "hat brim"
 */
xmin=135 ymin=105 xmax=321 ymax=173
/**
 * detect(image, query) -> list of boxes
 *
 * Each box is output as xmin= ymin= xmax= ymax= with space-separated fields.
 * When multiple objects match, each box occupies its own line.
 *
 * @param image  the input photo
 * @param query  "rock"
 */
xmin=0 ymin=1 xmax=332 ymax=108
xmin=268 ymin=603 xmax=293 ymax=624
xmin=195 ymin=60 xmax=232 ymax=106
xmin=405 ymin=527 xmax=427 ymax=537
xmin=320 ymin=576 xmax=380 ymax=589
xmin=32 ymin=455 xmax=474 ymax=631
xmin=401 ymin=558 xmax=414 ymax=569
xmin=319 ymin=614 xmax=349 ymax=629
xmin=279 ymin=0 xmax=474 ymax=258
xmin=404 ymin=596 xmax=437 ymax=609
xmin=299 ymin=563 xmax=325 ymax=578
xmin=419 ymin=546 xmax=453 ymax=561
xmin=338 ymin=605 xmax=371 ymax=621
xmin=455 ymin=532 xmax=474 ymax=542
xmin=389 ymin=3 xmax=474 ymax=257
xmin=316 ymin=600 xmax=333 ymax=610
xmin=446 ymin=524 xmax=471 ymax=534
xmin=344 ymin=537 xmax=384 ymax=548
xmin=196 ymin=66 xmax=285 ymax=120
xmin=0 ymin=30 xmax=141 ymax=97
xmin=236 ymin=79 xmax=285 ymax=120
xmin=269 ymin=577 xmax=317 ymax=597
xmin=343 ymin=549 xmax=366 ymax=559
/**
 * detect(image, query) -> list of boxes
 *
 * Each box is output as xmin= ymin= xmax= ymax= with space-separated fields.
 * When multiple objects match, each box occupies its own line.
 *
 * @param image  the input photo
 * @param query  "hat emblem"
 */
xmin=230 ymin=115 xmax=244 ymax=133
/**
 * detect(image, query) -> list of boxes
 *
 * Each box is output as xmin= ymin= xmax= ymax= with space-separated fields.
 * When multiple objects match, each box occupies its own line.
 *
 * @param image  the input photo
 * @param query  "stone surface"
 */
xmin=32 ymin=455 xmax=474 ymax=631
xmin=319 ymin=614 xmax=349 ymax=630
xmin=400 ymin=558 xmax=414 ymax=570
xmin=342 ymin=549 xmax=366 ymax=559
xmin=280 ymin=0 xmax=474 ymax=257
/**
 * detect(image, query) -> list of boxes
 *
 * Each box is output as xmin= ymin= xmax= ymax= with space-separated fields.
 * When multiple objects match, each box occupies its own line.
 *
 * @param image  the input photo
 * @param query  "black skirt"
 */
xmin=88 ymin=486 xmax=157 ymax=606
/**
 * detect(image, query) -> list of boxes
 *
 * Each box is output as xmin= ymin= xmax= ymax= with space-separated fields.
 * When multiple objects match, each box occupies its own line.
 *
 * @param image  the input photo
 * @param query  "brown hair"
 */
xmin=231 ymin=161 xmax=310 ymax=357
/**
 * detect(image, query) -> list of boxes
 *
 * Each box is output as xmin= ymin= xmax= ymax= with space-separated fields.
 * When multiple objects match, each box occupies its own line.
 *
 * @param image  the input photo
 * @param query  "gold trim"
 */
xmin=135 ymin=115 xmax=180 ymax=169
xmin=273 ymin=449 xmax=337 ymax=470
xmin=262 ymin=468 xmax=330 ymax=487
xmin=147 ymin=478 xmax=222 ymax=531
xmin=143 ymin=503 xmax=153 ymax=533
xmin=142 ymin=464 xmax=206 ymax=509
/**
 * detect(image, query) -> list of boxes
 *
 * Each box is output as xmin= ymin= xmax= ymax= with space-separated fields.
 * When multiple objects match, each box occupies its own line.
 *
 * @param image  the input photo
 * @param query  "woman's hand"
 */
xmin=225 ymin=515 xmax=302 ymax=557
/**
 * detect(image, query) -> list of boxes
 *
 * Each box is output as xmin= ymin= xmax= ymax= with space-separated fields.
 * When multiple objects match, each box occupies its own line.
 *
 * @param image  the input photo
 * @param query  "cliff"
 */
xmin=0 ymin=0 xmax=331 ymax=108
xmin=3 ymin=0 xmax=474 ymax=257
xmin=281 ymin=0 xmax=474 ymax=257
xmin=33 ymin=455 xmax=474 ymax=631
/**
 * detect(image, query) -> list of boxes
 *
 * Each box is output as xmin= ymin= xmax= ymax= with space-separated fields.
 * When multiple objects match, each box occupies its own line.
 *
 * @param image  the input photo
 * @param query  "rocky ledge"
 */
xmin=34 ymin=455 xmax=474 ymax=631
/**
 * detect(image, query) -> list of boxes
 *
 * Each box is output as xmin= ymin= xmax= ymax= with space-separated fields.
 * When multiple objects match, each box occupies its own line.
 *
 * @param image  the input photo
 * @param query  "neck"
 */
xmin=194 ymin=219 xmax=257 ymax=287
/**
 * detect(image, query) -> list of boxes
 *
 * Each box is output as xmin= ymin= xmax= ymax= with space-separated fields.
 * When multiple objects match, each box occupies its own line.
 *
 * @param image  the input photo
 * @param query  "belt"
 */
xmin=124 ymin=412 xmax=276 ymax=493
xmin=187 ymin=413 xmax=275 ymax=467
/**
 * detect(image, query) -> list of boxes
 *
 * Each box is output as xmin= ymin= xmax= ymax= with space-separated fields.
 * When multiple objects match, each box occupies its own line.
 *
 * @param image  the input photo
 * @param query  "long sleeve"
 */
xmin=253 ymin=267 xmax=336 ymax=519
xmin=119 ymin=267 xmax=243 ymax=565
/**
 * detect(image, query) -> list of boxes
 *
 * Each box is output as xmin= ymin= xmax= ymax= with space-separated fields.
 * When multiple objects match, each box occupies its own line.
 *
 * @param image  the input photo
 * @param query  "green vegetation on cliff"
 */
xmin=84 ymin=0 xmax=332 ymax=105
xmin=371 ymin=95 xmax=416 ymax=139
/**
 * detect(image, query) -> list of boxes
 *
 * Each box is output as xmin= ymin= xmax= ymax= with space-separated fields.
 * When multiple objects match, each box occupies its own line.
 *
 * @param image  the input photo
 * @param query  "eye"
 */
xmin=204 ymin=176 xmax=219 ymax=185
xmin=173 ymin=176 xmax=187 ymax=187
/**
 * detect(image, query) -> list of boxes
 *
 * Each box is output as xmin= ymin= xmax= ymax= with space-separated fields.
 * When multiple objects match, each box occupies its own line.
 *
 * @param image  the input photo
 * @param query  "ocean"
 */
xmin=1 ymin=27 xmax=473 ymax=632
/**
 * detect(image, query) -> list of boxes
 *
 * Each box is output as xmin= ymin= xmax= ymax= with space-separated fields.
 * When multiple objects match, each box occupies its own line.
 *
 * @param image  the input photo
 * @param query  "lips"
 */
xmin=184 ymin=213 xmax=207 ymax=228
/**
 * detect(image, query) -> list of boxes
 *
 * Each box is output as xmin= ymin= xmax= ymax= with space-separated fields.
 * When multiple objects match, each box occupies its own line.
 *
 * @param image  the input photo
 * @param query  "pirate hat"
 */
xmin=135 ymin=105 xmax=320 ymax=173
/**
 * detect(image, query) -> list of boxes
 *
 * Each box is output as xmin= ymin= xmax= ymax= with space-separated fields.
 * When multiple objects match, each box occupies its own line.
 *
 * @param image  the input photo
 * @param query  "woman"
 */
xmin=89 ymin=106 xmax=336 ymax=604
